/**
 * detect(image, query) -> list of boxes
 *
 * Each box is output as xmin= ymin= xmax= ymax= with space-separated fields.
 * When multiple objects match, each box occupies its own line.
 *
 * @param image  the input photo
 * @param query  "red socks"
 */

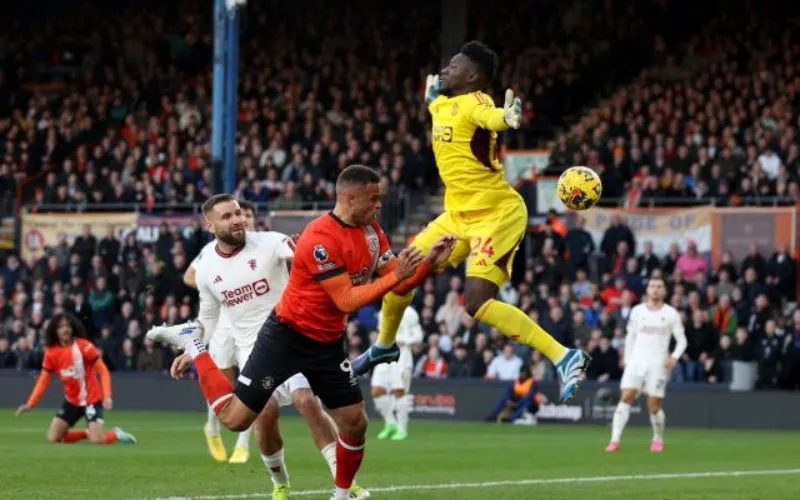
xmin=62 ymin=430 xmax=88 ymax=443
xmin=61 ymin=430 xmax=118 ymax=444
xmin=194 ymin=351 xmax=234 ymax=413
xmin=335 ymin=434 xmax=365 ymax=489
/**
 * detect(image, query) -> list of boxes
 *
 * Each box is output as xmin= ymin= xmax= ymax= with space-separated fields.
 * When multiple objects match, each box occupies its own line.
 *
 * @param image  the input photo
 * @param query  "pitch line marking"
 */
xmin=150 ymin=467 xmax=800 ymax=499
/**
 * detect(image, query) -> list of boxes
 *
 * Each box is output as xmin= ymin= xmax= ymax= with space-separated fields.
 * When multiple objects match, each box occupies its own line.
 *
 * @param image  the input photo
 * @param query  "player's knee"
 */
xmin=47 ymin=432 xmax=61 ymax=443
xmin=88 ymin=434 xmax=105 ymax=445
xmin=293 ymin=390 xmax=320 ymax=417
xmin=338 ymin=409 xmax=368 ymax=439
xmin=371 ymin=386 xmax=387 ymax=398
xmin=393 ymin=389 xmax=406 ymax=398
xmin=222 ymin=410 xmax=253 ymax=433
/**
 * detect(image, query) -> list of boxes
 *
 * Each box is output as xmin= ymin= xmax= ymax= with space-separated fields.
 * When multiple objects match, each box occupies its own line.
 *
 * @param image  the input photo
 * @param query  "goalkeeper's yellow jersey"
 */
xmin=429 ymin=91 xmax=522 ymax=212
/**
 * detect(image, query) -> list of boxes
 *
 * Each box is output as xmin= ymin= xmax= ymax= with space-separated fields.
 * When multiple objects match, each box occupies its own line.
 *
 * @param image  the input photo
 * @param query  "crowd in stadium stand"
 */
xmin=1 ymin=0 xmax=800 ymax=391
xmin=546 ymin=1 xmax=800 ymax=208
xmin=1 ymin=216 xmax=798 ymax=391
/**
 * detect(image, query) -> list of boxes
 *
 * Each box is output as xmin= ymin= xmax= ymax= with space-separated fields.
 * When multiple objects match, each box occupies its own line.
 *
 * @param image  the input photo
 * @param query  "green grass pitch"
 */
xmin=1 ymin=411 xmax=799 ymax=499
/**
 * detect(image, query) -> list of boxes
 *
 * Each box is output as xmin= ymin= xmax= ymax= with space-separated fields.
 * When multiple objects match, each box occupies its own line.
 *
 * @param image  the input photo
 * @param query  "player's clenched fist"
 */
xmin=426 ymin=235 xmax=457 ymax=268
xmin=394 ymin=247 xmax=425 ymax=280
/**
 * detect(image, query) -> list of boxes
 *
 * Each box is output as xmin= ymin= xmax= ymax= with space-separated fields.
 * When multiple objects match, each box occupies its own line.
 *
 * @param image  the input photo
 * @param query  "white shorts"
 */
xmin=235 ymin=342 xmax=311 ymax=408
xmin=208 ymin=326 xmax=236 ymax=370
xmin=371 ymin=361 xmax=412 ymax=392
xmin=620 ymin=362 xmax=668 ymax=398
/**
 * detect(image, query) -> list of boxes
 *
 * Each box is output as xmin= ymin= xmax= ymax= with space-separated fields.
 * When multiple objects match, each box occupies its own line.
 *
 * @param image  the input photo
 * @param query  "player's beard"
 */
xmin=218 ymin=227 xmax=245 ymax=247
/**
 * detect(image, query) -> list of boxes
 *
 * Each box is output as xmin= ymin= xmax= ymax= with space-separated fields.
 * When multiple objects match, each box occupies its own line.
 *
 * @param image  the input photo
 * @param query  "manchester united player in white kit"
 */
xmin=371 ymin=307 xmax=423 ymax=441
xmin=606 ymin=277 xmax=687 ymax=453
xmin=157 ymin=194 xmax=370 ymax=500
xmin=184 ymin=200 xmax=259 ymax=464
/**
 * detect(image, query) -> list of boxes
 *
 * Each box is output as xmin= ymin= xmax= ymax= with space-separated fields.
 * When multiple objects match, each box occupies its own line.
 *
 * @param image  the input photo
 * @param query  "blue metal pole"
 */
xmin=212 ymin=0 xmax=227 ymax=193
xmin=223 ymin=4 xmax=240 ymax=195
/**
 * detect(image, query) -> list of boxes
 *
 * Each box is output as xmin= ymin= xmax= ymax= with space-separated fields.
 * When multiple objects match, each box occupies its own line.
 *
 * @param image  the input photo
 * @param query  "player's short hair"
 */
xmin=45 ymin=313 xmax=88 ymax=347
xmin=460 ymin=40 xmax=499 ymax=85
xmin=202 ymin=193 xmax=237 ymax=216
xmin=648 ymin=276 xmax=666 ymax=286
xmin=336 ymin=165 xmax=381 ymax=192
xmin=239 ymin=199 xmax=257 ymax=216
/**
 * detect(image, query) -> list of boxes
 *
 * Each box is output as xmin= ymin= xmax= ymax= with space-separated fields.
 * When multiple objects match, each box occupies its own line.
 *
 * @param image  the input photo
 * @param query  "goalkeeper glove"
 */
xmin=425 ymin=74 xmax=440 ymax=104
xmin=503 ymin=89 xmax=522 ymax=129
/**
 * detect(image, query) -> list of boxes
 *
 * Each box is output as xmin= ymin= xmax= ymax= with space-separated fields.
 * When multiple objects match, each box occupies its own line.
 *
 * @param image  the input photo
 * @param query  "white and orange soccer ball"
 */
xmin=556 ymin=166 xmax=603 ymax=211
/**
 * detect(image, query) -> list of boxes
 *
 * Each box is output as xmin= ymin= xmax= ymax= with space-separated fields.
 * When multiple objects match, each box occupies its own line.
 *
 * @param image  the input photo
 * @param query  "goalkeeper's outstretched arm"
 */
xmin=469 ymin=89 xmax=522 ymax=131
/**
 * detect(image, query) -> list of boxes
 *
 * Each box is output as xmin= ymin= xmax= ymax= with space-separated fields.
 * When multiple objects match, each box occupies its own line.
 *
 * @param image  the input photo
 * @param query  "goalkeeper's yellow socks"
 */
xmin=376 ymin=291 xmax=415 ymax=348
xmin=474 ymin=299 xmax=568 ymax=363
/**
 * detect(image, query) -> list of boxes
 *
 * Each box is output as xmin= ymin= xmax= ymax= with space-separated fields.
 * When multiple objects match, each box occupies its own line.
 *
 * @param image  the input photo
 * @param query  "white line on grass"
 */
xmin=150 ymin=468 xmax=800 ymax=499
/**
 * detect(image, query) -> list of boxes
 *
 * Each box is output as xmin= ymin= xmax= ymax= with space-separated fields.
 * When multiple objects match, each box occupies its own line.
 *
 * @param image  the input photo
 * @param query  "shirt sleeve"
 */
xmin=624 ymin=307 xmax=638 ymax=365
xmin=42 ymin=350 xmax=55 ymax=372
xmin=670 ymin=309 xmax=688 ymax=360
xmin=196 ymin=273 xmax=221 ymax=341
xmin=274 ymin=233 xmax=295 ymax=261
xmin=467 ymin=93 xmax=508 ymax=131
xmin=79 ymin=339 xmax=100 ymax=365
xmin=296 ymin=229 xmax=347 ymax=282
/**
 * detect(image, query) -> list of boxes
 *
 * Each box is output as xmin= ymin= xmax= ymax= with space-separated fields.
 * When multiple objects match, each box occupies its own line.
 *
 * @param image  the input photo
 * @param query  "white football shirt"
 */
xmin=624 ymin=303 xmax=687 ymax=366
xmin=378 ymin=307 xmax=424 ymax=367
xmin=194 ymin=231 xmax=293 ymax=348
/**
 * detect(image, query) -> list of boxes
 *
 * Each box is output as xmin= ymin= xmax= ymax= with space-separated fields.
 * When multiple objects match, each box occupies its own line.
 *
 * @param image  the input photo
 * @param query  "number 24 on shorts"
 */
xmin=470 ymin=237 xmax=495 ymax=258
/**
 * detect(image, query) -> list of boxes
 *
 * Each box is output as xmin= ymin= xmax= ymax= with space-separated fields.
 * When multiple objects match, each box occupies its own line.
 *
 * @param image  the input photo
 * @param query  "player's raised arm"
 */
xmin=468 ymin=89 xmax=522 ymax=131
xmin=378 ymin=235 xmax=456 ymax=296
xmin=313 ymin=234 xmax=425 ymax=314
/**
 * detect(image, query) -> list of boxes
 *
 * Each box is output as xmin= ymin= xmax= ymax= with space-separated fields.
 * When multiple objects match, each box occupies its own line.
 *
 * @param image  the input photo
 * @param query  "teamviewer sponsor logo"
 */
xmin=221 ymin=279 xmax=270 ymax=307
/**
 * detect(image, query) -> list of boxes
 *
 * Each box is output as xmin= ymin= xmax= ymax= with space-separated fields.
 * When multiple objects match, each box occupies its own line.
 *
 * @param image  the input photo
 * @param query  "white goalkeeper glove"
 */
xmin=425 ymin=74 xmax=440 ymax=104
xmin=503 ymin=89 xmax=522 ymax=129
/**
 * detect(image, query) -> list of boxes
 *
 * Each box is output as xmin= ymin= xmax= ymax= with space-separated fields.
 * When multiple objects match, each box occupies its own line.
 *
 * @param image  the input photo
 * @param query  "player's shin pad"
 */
xmin=377 ymin=291 xmax=415 ymax=347
xmin=474 ymin=299 xmax=568 ymax=362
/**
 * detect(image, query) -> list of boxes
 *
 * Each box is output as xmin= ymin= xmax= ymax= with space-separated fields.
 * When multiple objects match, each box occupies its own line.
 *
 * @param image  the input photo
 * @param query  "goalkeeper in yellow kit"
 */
xmin=353 ymin=41 xmax=591 ymax=404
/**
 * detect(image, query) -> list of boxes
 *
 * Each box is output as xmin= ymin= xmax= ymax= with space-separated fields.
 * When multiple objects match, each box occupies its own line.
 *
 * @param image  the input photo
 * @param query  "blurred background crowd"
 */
xmin=1 ymin=0 xmax=800 ymax=392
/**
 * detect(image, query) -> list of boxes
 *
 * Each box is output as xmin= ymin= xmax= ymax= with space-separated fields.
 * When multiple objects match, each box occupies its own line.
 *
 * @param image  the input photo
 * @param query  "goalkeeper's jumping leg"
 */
xmin=352 ymin=290 xmax=413 ymax=375
xmin=465 ymin=277 xmax=591 ymax=402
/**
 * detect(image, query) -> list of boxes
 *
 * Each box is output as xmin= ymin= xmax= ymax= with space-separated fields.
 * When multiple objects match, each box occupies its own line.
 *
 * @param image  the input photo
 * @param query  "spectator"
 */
xmin=414 ymin=346 xmax=448 ymax=379
xmin=486 ymin=345 xmax=524 ymax=381
xmin=435 ymin=291 xmax=465 ymax=337
xmin=136 ymin=338 xmax=165 ymax=372
xmin=485 ymin=366 xmax=546 ymax=424
xmin=447 ymin=344 xmax=475 ymax=378
xmin=586 ymin=336 xmax=620 ymax=382
xmin=675 ymin=241 xmax=708 ymax=282
xmin=757 ymin=319 xmax=785 ymax=390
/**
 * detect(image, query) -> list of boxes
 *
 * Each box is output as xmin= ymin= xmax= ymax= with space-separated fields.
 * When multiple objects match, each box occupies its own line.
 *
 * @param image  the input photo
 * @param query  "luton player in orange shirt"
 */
xmin=15 ymin=313 xmax=137 ymax=445
xmin=355 ymin=40 xmax=591 ymax=403
xmin=147 ymin=165 xmax=455 ymax=500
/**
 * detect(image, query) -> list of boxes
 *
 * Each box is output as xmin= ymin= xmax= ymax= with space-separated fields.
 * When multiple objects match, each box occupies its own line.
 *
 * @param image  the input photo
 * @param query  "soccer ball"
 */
xmin=556 ymin=166 xmax=602 ymax=211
